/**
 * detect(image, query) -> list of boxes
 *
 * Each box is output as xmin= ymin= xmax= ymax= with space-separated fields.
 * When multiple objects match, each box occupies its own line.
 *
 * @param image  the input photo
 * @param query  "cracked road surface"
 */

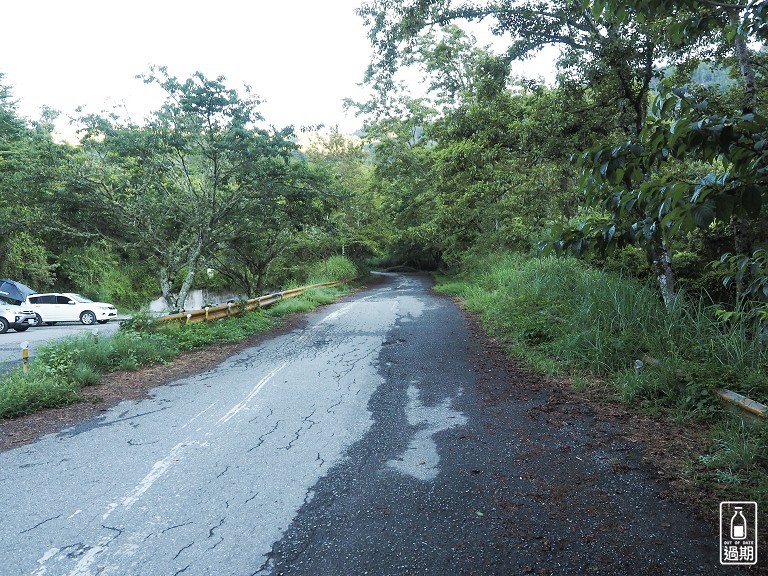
xmin=0 ymin=274 xmax=722 ymax=575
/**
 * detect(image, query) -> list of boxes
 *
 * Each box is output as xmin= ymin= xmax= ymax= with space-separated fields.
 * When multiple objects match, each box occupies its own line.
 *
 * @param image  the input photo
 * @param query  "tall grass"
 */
xmin=436 ymin=253 xmax=768 ymax=510
xmin=306 ymin=255 xmax=359 ymax=284
xmin=437 ymin=253 xmax=767 ymax=411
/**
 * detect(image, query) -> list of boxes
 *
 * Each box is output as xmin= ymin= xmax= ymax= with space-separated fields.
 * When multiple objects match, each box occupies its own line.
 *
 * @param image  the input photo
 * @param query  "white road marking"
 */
xmin=65 ymin=535 xmax=113 ymax=576
xmin=181 ymin=400 xmax=219 ymax=429
xmin=32 ymin=547 xmax=59 ymax=576
xmin=103 ymin=441 xmax=192 ymax=521
xmin=217 ymin=362 xmax=288 ymax=425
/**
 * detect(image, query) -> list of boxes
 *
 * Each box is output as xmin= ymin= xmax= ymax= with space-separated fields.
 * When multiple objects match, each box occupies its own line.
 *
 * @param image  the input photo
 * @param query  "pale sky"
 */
xmin=1 ymin=1 xmax=556 ymax=138
xmin=2 ymin=1 xmax=375 ymax=134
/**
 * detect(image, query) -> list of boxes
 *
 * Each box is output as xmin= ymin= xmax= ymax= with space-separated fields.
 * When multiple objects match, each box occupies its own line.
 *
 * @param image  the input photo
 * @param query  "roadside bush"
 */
xmin=0 ymin=368 xmax=82 ymax=419
xmin=696 ymin=417 xmax=768 ymax=504
xmin=299 ymin=287 xmax=341 ymax=306
xmin=34 ymin=331 xmax=179 ymax=383
xmin=436 ymin=253 xmax=768 ymax=410
xmin=306 ymin=255 xmax=358 ymax=283
xmin=435 ymin=252 xmax=768 ymax=518
xmin=266 ymin=298 xmax=315 ymax=316
xmin=158 ymin=310 xmax=276 ymax=350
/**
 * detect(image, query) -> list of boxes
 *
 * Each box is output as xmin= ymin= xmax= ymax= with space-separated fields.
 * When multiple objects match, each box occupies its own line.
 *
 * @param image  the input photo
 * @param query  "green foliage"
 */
xmin=70 ymin=68 xmax=332 ymax=311
xmin=0 ymin=231 xmax=56 ymax=289
xmin=695 ymin=416 xmax=768 ymax=509
xmin=299 ymin=287 xmax=340 ymax=306
xmin=439 ymin=254 xmax=767 ymax=411
xmin=158 ymin=311 xmax=276 ymax=351
xmin=57 ymin=243 xmax=159 ymax=308
xmin=56 ymin=243 xmax=115 ymax=293
xmin=306 ymin=255 xmax=359 ymax=283
xmin=34 ymin=331 xmax=179 ymax=382
xmin=266 ymin=298 xmax=316 ymax=316
xmin=700 ymin=418 xmax=768 ymax=477
xmin=437 ymin=251 xmax=768 ymax=515
xmin=0 ymin=367 xmax=82 ymax=419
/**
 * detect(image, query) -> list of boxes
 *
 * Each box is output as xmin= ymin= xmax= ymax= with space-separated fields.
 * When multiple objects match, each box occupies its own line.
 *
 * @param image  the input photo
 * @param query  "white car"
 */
xmin=0 ymin=300 xmax=36 ymax=333
xmin=25 ymin=293 xmax=118 ymax=326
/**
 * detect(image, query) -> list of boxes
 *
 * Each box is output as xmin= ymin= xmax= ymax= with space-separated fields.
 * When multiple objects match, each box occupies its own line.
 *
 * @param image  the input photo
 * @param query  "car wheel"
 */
xmin=14 ymin=325 xmax=28 ymax=332
xmin=30 ymin=313 xmax=43 ymax=327
xmin=0 ymin=317 xmax=8 ymax=334
xmin=80 ymin=310 xmax=97 ymax=325
xmin=97 ymin=320 xmax=109 ymax=324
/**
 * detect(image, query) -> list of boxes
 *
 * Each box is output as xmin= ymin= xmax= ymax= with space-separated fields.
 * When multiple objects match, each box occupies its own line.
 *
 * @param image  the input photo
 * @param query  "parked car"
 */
xmin=25 ymin=293 xmax=117 ymax=326
xmin=0 ymin=299 xmax=36 ymax=333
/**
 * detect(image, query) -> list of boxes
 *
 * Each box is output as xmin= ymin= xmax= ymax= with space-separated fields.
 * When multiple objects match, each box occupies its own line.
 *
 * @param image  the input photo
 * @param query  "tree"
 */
xmin=73 ymin=69 xmax=300 ymax=309
xmin=304 ymin=128 xmax=387 ymax=260
xmin=210 ymin=159 xmax=339 ymax=296
xmin=357 ymin=2 xmax=686 ymax=292
xmin=563 ymin=0 xmax=768 ymax=312
xmin=0 ymin=76 xmax=66 ymax=288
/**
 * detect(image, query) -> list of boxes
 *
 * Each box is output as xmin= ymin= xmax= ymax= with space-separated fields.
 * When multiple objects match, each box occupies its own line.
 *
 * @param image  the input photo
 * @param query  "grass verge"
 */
xmin=0 ymin=282 xmax=352 ymax=420
xmin=435 ymin=252 xmax=768 ymax=514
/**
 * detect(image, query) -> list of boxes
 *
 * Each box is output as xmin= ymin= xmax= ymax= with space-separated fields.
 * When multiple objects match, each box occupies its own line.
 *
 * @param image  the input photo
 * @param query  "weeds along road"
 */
xmin=0 ymin=321 xmax=122 ymax=374
xmin=0 ymin=274 xmax=721 ymax=575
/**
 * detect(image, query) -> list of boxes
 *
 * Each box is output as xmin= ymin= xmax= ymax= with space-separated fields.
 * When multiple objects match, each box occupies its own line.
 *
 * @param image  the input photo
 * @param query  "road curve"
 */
xmin=0 ymin=274 xmax=720 ymax=575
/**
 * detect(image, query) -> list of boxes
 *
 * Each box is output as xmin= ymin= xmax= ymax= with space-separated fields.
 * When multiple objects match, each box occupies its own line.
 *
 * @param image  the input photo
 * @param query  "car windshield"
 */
xmin=71 ymin=294 xmax=94 ymax=303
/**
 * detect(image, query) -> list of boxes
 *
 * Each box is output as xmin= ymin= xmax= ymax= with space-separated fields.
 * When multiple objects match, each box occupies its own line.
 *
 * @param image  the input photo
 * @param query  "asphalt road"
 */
xmin=0 ymin=274 xmax=725 ymax=575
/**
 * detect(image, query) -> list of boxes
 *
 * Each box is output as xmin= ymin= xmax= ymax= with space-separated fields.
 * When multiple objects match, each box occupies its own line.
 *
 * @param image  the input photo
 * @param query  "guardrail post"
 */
xmin=186 ymin=313 xmax=192 ymax=326
xmin=205 ymin=307 xmax=209 ymax=321
xmin=21 ymin=341 xmax=29 ymax=376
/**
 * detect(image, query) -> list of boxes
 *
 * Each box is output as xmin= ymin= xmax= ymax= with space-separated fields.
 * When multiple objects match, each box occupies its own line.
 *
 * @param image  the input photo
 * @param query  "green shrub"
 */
xmin=439 ymin=253 xmax=768 ymax=409
xmin=299 ymin=287 xmax=340 ymax=306
xmin=437 ymin=252 xmax=768 ymax=516
xmin=267 ymin=298 xmax=315 ymax=316
xmin=306 ymin=255 xmax=358 ymax=283
xmin=697 ymin=418 xmax=768 ymax=491
xmin=73 ymin=363 xmax=101 ymax=387
xmin=0 ymin=368 xmax=82 ymax=419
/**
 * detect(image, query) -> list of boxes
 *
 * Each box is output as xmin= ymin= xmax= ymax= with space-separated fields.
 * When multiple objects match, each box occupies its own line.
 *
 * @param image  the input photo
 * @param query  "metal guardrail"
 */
xmin=716 ymin=389 xmax=767 ymax=421
xmin=153 ymin=280 xmax=345 ymax=325
xmin=640 ymin=354 xmax=765 ymax=421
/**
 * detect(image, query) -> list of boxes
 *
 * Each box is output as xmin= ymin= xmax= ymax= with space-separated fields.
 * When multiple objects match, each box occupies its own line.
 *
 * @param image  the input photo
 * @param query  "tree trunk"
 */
xmin=650 ymin=240 xmax=676 ymax=311
xmin=176 ymin=266 xmax=197 ymax=312
xmin=730 ymin=8 xmax=758 ymax=305
xmin=175 ymin=240 xmax=203 ymax=312
xmin=731 ymin=10 xmax=757 ymax=114
xmin=255 ymin=261 xmax=271 ymax=296
xmin=160 ymin=266 xmax=179 ymax=311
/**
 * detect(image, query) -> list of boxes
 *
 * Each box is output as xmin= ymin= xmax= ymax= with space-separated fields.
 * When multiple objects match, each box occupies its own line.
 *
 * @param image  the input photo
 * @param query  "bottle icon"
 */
xmin=731 ymin=507 xmax=747 ymax=540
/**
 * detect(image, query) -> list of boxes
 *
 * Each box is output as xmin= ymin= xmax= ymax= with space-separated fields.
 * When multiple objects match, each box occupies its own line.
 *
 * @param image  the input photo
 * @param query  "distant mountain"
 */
xmin=690 ymin=62 xmax=738 ymax=90
xmin=653 ymin=61 xmax=739 ymax=92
